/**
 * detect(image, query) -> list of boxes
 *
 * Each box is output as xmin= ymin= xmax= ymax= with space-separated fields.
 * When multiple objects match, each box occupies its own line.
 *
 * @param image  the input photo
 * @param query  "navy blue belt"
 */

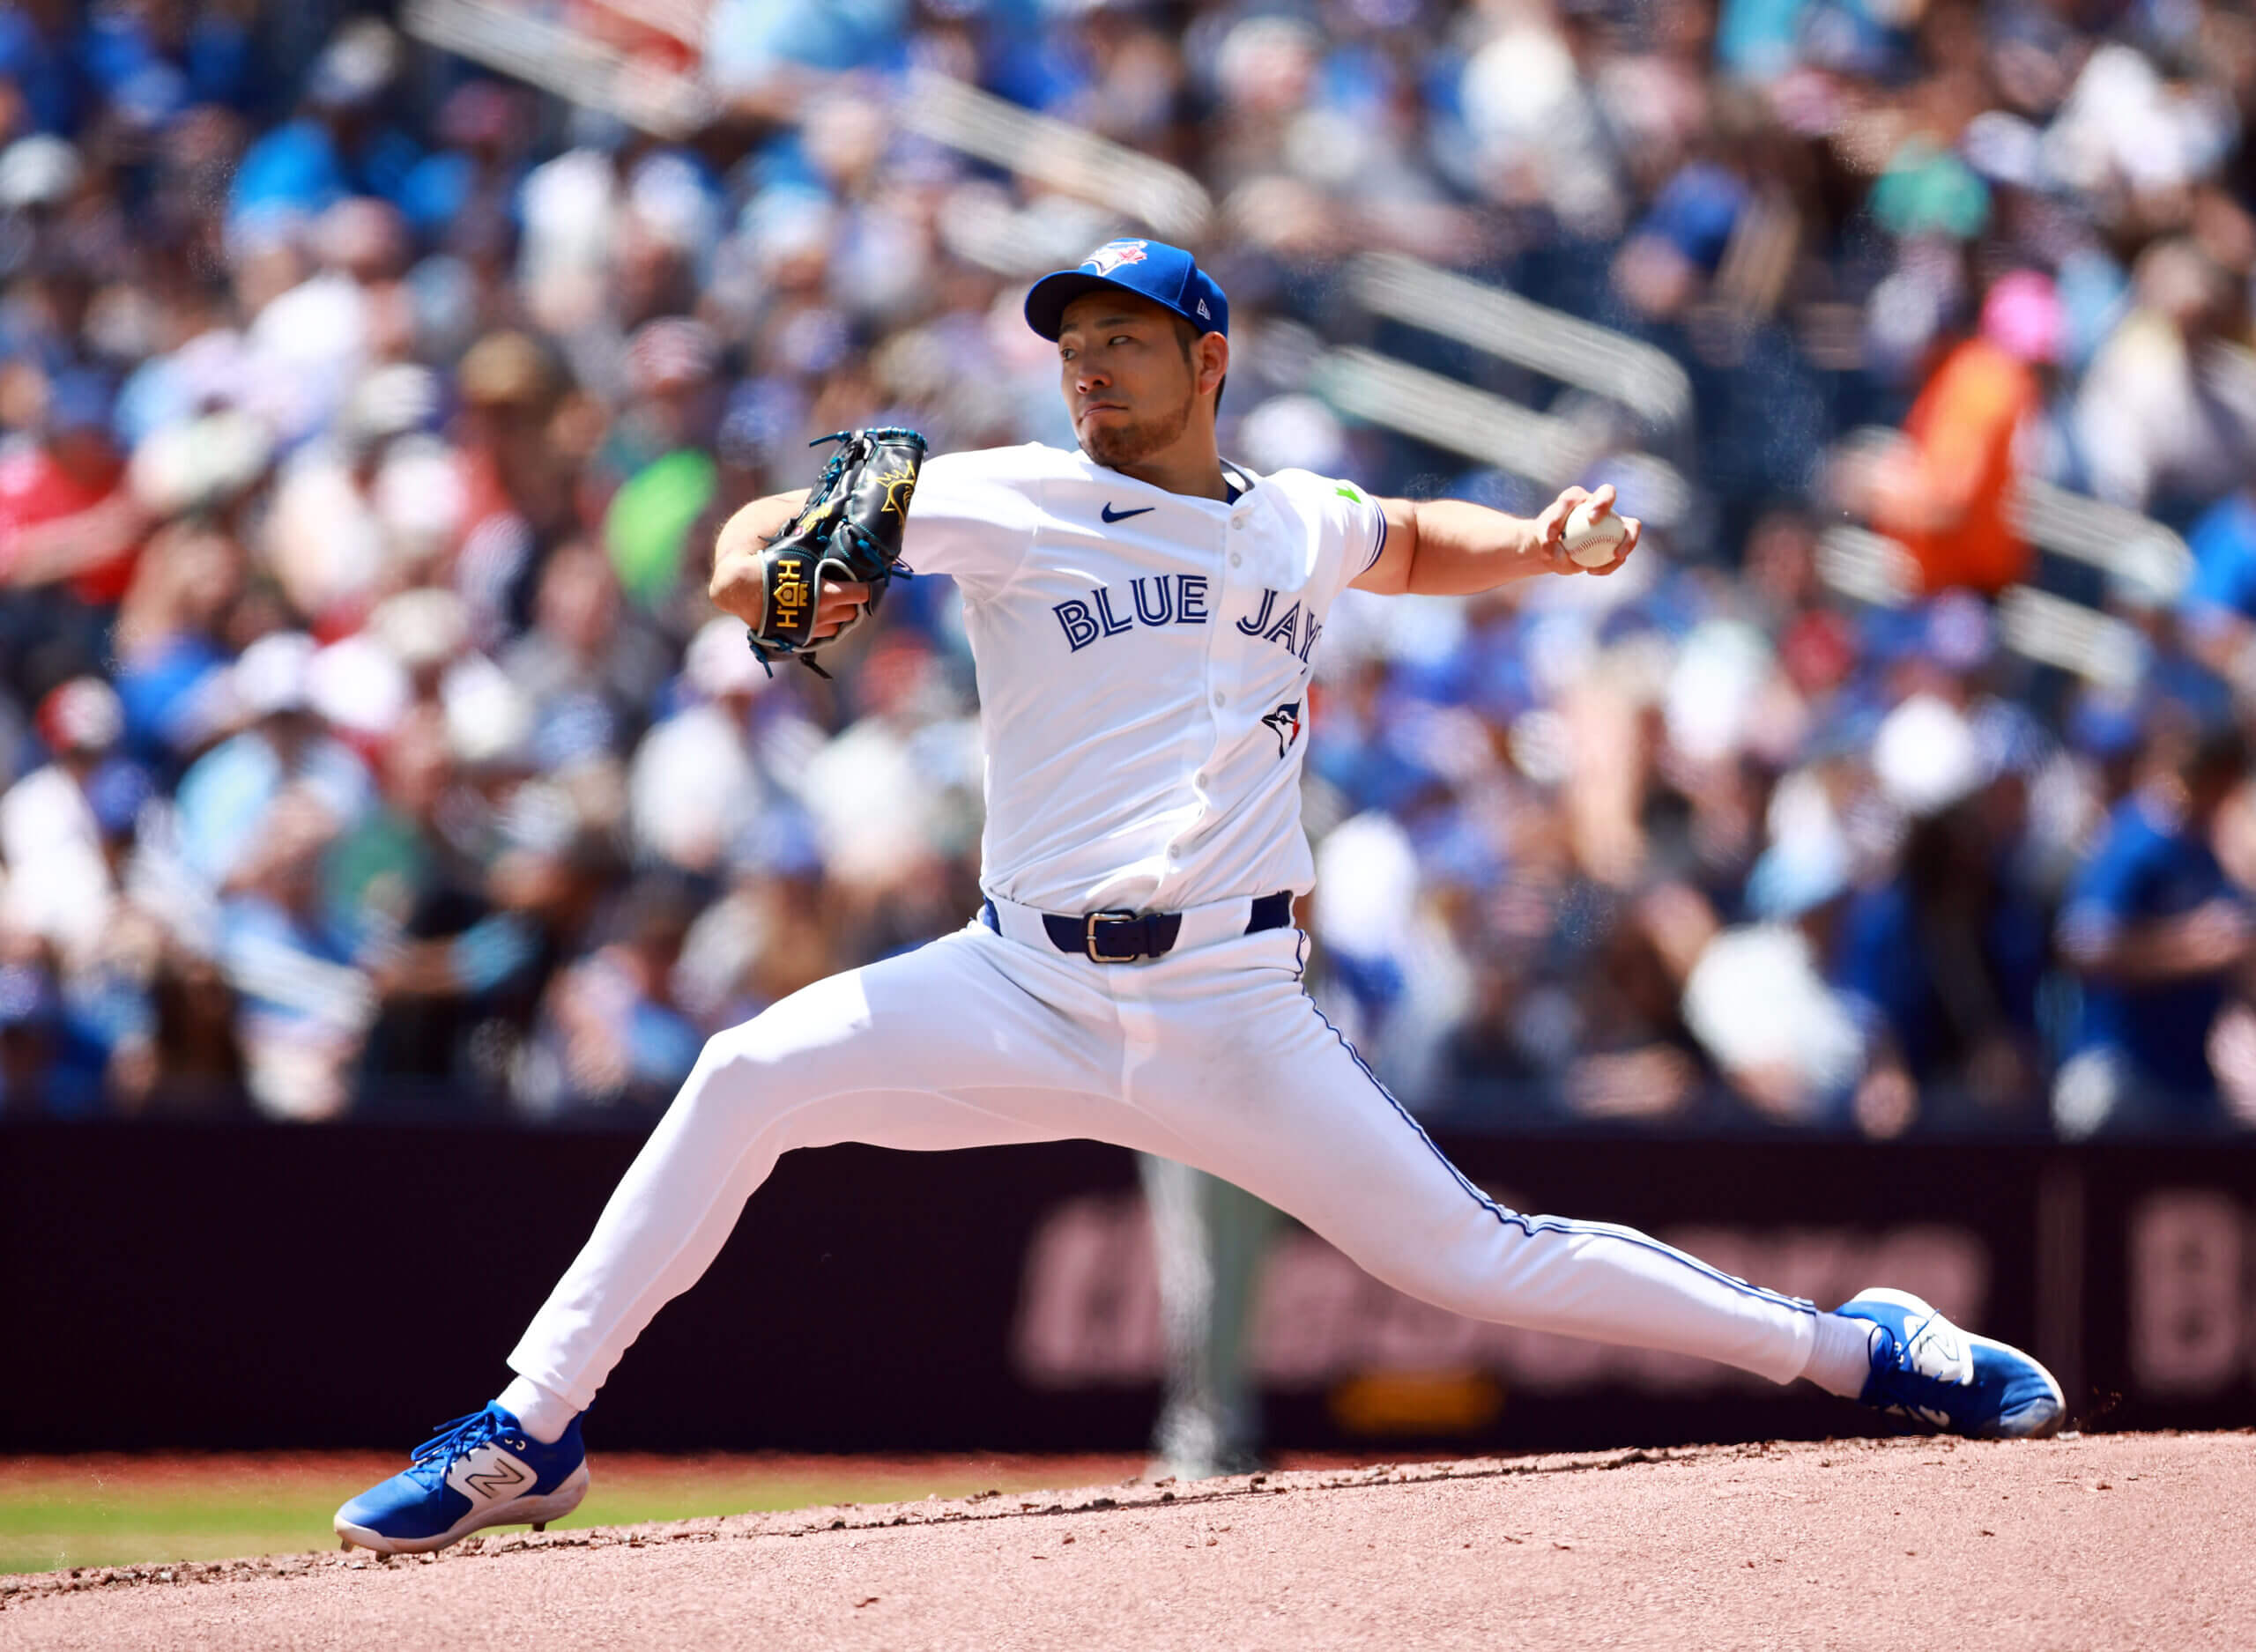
xmin=982 ymin=891 xmax=1295 ymax=963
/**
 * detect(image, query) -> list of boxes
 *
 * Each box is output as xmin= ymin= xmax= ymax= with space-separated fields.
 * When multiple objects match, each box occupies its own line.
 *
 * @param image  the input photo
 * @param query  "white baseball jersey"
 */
xmin=901 ymin=442 xmax=1389 ymax=915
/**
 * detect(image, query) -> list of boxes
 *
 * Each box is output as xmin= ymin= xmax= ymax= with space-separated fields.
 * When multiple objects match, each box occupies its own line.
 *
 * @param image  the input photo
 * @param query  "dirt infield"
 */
xmin=4 ymin=1433 xmax=2249 ymax=1650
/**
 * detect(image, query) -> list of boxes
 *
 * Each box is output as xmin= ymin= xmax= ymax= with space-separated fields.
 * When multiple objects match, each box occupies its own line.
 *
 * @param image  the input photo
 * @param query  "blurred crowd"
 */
xmin=6 ymin=0 xmax=2256 ymax=1137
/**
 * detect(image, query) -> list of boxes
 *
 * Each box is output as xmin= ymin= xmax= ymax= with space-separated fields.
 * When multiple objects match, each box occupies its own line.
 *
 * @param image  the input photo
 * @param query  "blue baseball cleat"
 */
xmin=334 ymin=1404 xmax=590 ymax=1553
xmin=1836 ymin=1288 xmax=2066 ymax=1440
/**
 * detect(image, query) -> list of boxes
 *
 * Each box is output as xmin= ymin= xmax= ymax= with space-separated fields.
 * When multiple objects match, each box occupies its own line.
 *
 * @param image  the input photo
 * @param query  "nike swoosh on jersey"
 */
xmin=1101 ymin=503 xmax=1155 ymax=522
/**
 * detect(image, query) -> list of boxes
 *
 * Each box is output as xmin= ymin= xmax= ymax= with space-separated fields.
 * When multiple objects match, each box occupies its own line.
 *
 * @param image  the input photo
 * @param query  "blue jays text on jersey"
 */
xmin=1052 ymin=574 xmax=1211 ymax=648
xmin=1050 ymin=576 xmax=1323 ymax=665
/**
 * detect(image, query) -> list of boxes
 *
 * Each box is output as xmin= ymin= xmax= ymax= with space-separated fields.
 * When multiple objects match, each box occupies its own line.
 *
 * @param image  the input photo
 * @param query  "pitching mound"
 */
xmin=4 ymin=1433 xmax=2250 ymax=1650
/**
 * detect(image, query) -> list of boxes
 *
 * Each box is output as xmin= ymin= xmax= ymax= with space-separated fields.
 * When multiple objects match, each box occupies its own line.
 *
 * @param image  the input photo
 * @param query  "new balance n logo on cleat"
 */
xmin=449 ymin=1445 xmax=535 ymax=1506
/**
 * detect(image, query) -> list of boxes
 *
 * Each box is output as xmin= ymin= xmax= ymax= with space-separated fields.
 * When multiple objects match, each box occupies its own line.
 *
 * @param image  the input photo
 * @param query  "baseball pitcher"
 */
xmin=336 ymin=239 xmax=2064 ymax=1554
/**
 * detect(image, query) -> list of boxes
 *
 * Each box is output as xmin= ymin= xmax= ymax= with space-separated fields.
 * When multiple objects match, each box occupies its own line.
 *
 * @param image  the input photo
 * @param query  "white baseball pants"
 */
xmin=509 ymin=919 xmax=1817 ymax=1411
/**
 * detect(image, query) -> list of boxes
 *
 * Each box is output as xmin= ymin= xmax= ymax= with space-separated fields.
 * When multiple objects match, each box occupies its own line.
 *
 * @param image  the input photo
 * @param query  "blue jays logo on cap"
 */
xmin=1082 ymin=239 xmax=1149 ymax=276
xmin=1023 ymin=236 xmax=1230 ymax=342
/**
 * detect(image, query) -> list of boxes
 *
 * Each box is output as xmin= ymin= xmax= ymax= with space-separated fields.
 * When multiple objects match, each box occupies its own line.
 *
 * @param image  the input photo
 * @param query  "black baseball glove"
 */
xmin=746 ymin=426 xmax=928 ymax=677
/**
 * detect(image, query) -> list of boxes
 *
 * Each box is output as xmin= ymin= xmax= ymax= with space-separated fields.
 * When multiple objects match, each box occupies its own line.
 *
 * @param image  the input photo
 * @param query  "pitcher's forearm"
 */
xmin=1397 ymin=499 xmax=1553 ymax=593
xmin=1356 ymin=492 xmax=1620 ymax=596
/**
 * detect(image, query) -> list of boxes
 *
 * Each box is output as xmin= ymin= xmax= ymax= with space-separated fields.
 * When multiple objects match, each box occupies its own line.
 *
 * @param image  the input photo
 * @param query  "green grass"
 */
xmin=0 ymin=1452 xmax=1145 ymax=1575
xmin=4 ymin=1485 xmax=355 ymax=1576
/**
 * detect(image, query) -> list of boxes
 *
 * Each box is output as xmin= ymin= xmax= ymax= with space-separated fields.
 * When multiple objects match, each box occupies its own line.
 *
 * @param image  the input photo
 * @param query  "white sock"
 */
xmin=496 ymin=1374 xmax=578 ymax=1444
xmin=1800 ymin=1312 xmax=1881 ymax=1400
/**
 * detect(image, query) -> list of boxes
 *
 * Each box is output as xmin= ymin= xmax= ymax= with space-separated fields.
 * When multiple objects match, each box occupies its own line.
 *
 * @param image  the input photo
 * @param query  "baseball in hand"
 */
xmin=1561 ymin=498 xmax=1629 ymax=567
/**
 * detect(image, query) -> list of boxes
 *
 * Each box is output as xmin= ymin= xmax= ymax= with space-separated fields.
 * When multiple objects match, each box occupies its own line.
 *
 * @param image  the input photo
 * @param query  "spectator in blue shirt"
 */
xmin=2054 ymin=721 xmax=2253 ymax=1135
xmin=2175 ymin=485 xmax=2256 ymax=693
xmin=226 ymin=20 xmax=419 ymax=243
xmin=172 ymin=633 xmax=374 ymax=892
xmin=216 ymin=790 xmax=373 ymax=1122
xmin=1835 ymin=799 xmax=2049 ymax=1132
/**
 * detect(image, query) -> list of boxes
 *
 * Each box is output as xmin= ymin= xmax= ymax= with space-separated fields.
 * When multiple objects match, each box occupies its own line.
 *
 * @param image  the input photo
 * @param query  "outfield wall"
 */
xmin=4 ymin=1126 xmax=2252 ymax=1451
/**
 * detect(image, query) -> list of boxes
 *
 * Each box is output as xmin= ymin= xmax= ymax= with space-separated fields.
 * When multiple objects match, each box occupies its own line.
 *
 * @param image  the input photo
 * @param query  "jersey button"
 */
xmin=1212 ymin=692 xmax=1225 ymax=707
xmin=1229 ymin=552 xmax=1243 ymax=567
xmin=1168 ymin=846 xmax=1182 ymax=860
xmin=1231 ymin=518 xmax=1245 ymax=530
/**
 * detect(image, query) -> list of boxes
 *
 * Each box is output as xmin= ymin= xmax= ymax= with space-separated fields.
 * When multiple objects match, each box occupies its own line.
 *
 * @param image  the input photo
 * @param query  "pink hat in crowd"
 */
xmin=1979 ymin=270 xmax=2063 ymax=365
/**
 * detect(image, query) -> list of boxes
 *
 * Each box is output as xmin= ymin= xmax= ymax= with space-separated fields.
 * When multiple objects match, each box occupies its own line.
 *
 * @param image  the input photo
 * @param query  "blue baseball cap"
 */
xmin=1024 ymin=238 xmax=1228 ymax=341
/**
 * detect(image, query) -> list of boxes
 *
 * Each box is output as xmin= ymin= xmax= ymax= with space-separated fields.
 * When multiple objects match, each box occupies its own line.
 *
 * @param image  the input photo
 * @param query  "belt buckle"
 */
xmin=1084 ymin=909 xmax=1143 ymax=963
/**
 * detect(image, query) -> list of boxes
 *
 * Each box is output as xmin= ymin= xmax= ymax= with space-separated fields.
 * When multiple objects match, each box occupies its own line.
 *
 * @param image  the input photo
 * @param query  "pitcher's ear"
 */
xmin=1199 ymin=331 xmax=1230 ymax=401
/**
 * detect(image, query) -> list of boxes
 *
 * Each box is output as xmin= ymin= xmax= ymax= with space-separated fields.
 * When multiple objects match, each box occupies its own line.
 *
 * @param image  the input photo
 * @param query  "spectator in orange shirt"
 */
xmin=1863 ymin=270 xmax=2061 ymax=597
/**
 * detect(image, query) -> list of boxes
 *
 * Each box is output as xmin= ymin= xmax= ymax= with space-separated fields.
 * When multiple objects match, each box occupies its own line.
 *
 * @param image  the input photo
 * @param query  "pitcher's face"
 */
xmin=1056 ymin=291 xmax=1200 ymax=469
